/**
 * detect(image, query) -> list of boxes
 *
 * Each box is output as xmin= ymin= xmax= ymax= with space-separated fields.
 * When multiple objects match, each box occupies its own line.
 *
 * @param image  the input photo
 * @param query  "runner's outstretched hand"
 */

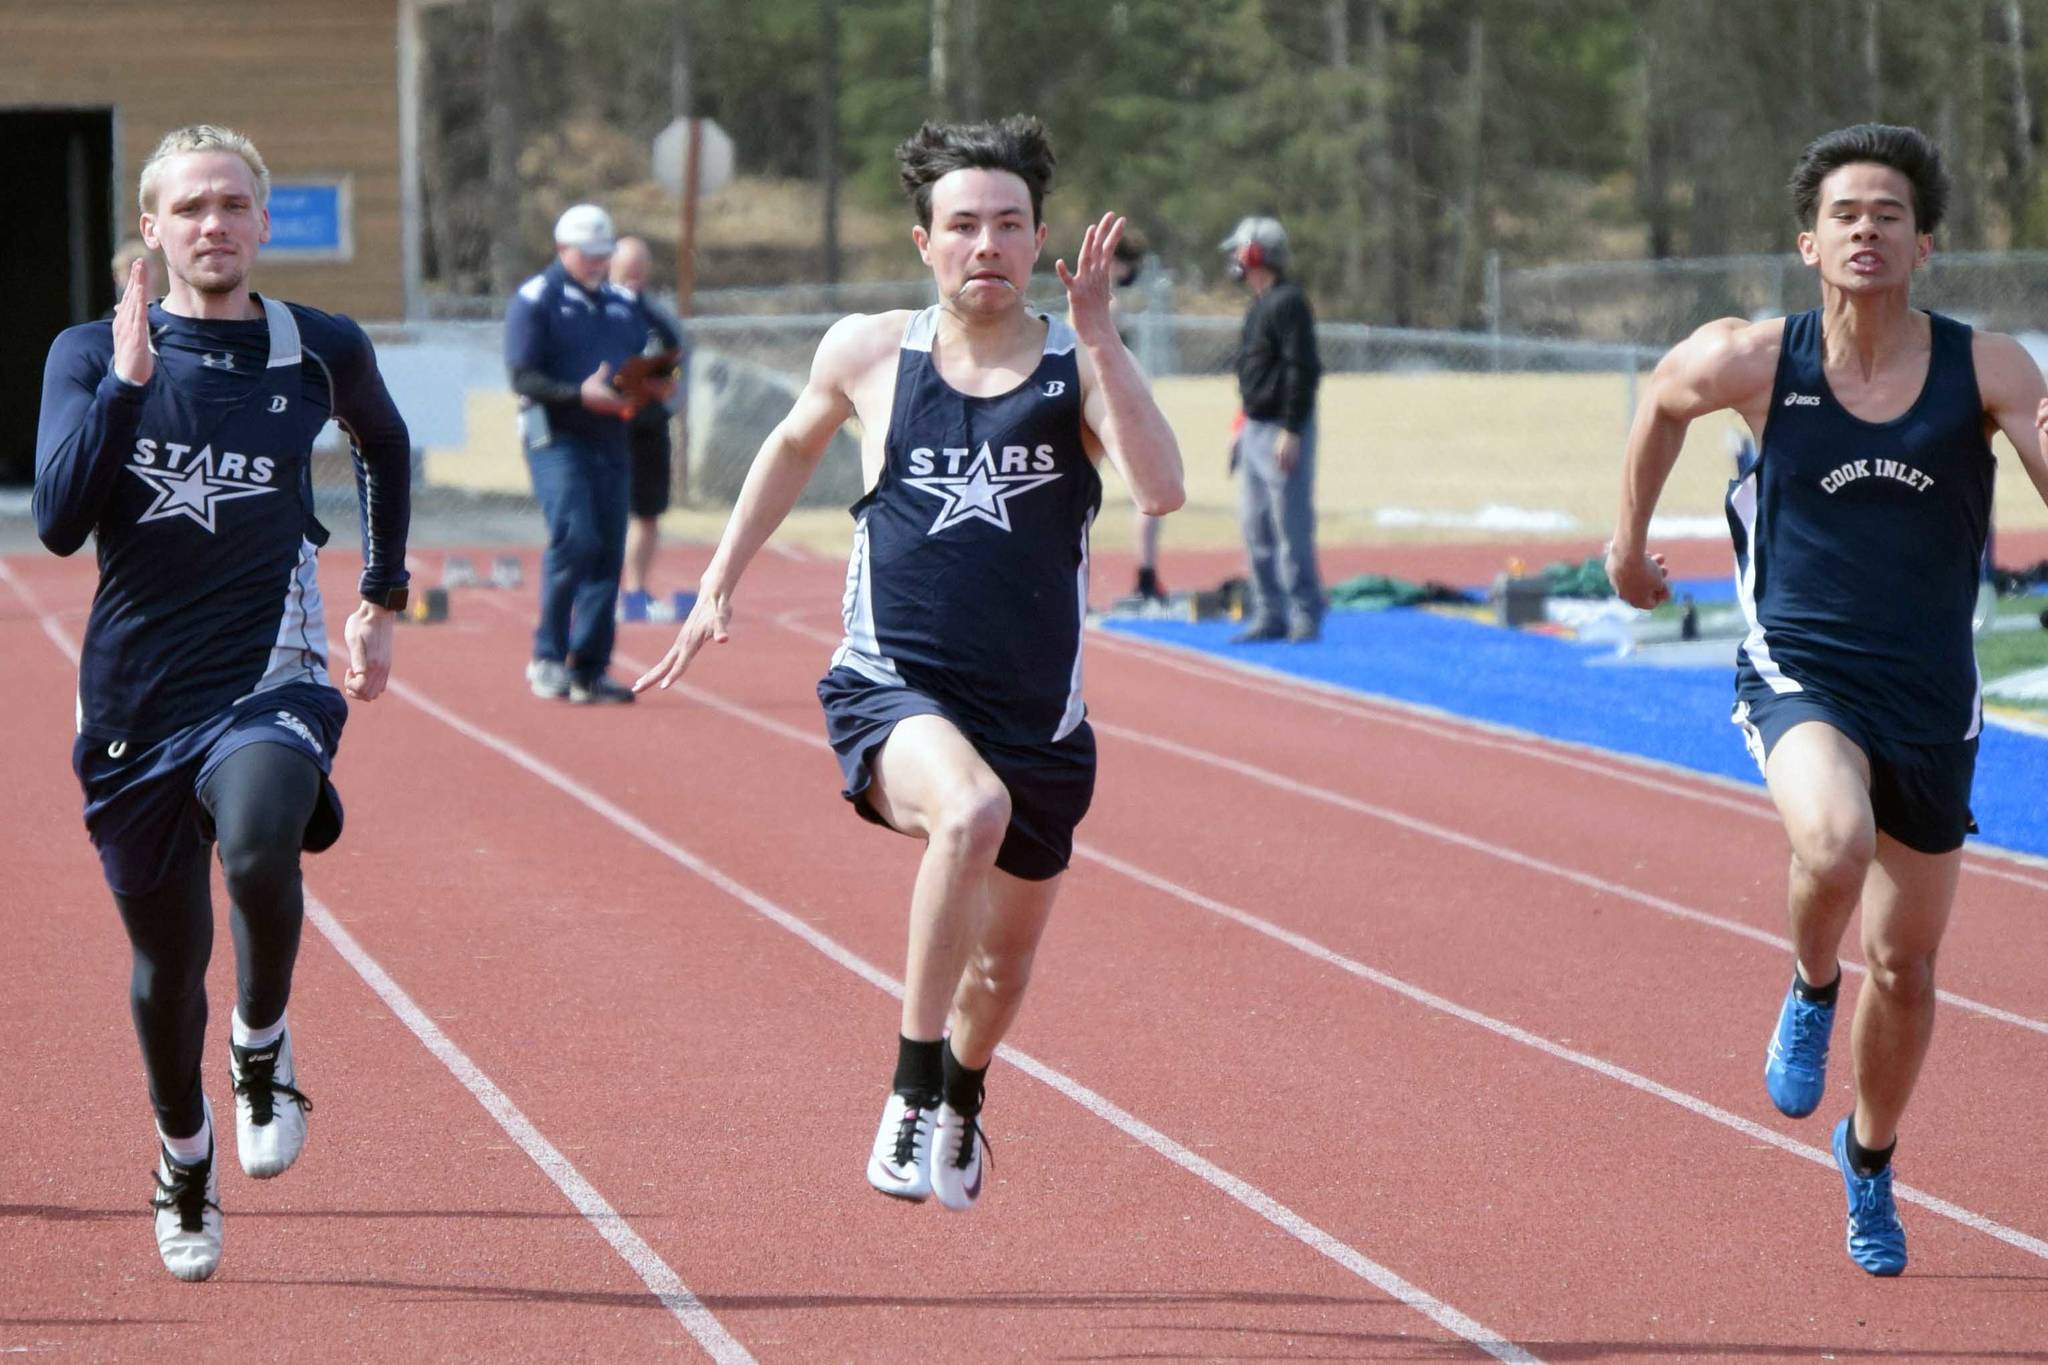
xmin=634 ymin=589 xmax=732 ymax=692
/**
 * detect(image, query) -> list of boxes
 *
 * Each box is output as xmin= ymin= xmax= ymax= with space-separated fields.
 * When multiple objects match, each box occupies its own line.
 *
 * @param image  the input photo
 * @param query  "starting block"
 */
xmin=618 ymin=590 xmax=696 ymax=624
xmin=441 ymin=555 xmax=479 ymax=588
xmin=403 ymin=586 xmax=450 ymax=624
xmin=1186 ymin=584 xmax=1244 ymax=622
xmin=1098 ymin=582 xmax=1243 ymax=624
xmin=489 ymin=554 xmax=524 ymax=589
xmin=1492 ymin=572 xmax=1549 ymax=628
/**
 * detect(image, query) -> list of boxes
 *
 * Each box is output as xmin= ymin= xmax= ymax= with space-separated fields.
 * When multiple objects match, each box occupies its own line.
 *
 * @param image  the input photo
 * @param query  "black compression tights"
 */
xmin=113 ymin=742 xmax=322 ymax=1137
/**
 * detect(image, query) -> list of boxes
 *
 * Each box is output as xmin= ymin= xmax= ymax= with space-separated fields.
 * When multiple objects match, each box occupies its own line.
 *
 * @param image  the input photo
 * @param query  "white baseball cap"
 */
xmin=1219 ymin=215 xmax=1290 ymax=270
xmin=553 ymin=203 xmax=617 ymax=256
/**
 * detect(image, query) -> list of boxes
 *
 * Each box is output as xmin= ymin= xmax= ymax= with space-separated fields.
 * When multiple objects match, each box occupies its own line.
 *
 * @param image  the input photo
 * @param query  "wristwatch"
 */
xmin=360 ymin=585 xmax=410 ymax=612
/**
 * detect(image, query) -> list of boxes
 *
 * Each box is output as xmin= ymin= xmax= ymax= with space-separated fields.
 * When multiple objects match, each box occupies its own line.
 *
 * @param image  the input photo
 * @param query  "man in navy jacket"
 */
xmin=505 ymin=203 xmax=678 ymax=703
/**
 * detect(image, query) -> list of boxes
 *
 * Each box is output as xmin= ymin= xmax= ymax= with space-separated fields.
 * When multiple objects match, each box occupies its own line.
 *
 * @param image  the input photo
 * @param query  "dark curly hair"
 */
xmin=895 ymin=115 xmax=1056 ymax=228
xmin=1788 ymin=124 xmax=1949 ymax=234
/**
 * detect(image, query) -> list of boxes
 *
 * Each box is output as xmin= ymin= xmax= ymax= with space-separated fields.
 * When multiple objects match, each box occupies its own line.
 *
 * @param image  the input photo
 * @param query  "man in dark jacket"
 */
xmin=505 ymin=204 xmax=678 ymax=702
xmin=1223 ymin=215 xmax=1323 ymax=642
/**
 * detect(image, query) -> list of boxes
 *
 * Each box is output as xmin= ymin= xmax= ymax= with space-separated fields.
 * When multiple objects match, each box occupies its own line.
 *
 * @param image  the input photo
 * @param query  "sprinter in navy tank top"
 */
xmin=1607 ymin=125 xmax=2048 ymax=1277
xmin=33 ymin=127 xmax=413 ymax=1282
xmin=637 ymin=117 xmax=1184 ymax=1212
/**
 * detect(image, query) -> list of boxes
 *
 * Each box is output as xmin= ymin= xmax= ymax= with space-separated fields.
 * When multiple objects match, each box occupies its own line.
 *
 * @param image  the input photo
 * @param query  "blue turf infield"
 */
xmin=1100 ymin=604 xmax=2048 ymax=863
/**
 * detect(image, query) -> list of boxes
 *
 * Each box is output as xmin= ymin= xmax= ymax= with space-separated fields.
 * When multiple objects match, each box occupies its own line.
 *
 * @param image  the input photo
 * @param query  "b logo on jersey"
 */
xmin=126 ymin=438 xmax=280 ymax=533
xmin=903 ymin=441 xmax=1061 ymax=534
xmin=1042 ymin=380 xmax=1066 ymax=397
xmin=269 ymin=395 xmax=290 ymax=414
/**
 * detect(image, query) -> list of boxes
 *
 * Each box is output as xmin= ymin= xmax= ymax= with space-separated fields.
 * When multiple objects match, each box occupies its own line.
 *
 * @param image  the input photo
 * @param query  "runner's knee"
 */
xmin=217 ymin=838 xmax=301 ymax=912
xmin=1863 ymin=943 xmax=1937 ymax=1007
xmin=929 ymin=780 xmax=1011 ymax=863
xmin=1789 ymin=819 xmax=1874 ymax=894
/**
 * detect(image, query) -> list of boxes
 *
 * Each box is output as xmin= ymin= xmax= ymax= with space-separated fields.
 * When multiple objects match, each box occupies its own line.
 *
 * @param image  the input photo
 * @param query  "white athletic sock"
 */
xmin=232 ymin=1009 xmax=286 ymax=1050
xmin=159 ymin=1114 xmax=212 ymax=1166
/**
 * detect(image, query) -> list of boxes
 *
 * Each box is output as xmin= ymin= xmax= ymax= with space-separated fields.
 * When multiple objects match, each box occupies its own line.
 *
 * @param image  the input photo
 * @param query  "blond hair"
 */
xmin=138 ymin=124 xmax=271 ymax=215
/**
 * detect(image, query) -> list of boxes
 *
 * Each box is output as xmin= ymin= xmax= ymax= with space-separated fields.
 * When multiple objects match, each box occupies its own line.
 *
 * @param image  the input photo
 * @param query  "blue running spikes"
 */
xmin=1764 ymin=976 xmax=1836 ymax=1118
xmin=1833 ymin=1117 xmax=1907 ymax=1276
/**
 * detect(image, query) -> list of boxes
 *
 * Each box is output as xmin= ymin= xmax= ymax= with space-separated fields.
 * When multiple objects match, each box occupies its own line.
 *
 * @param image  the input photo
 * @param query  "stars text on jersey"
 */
xmin=126 ymin=437 xmax=281 ymax=533
xmin=902 ymin=442 xmax=1062 ymax=534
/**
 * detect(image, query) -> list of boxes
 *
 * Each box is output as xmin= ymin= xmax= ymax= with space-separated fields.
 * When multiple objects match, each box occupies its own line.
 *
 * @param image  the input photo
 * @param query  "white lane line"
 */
xmin=1091 ymin=719 xmax=2048 ymax=1039
xmin=0 ymin=559 xmax=88 ymax=664
xmin=1089 ymin=626 xmax=1780 ymax=822
xmin=1088 ymin=624 xmax=2048 ymax=891
xmin=655 ymin=663 xmax=2048 ymax=1268
xmin=0 ymin=564 xmax=752 ymax=1365
xmin=1078 ymin=846 xmax=2048 ymax=1264
xmin=305 ymin=896 xmax=754 ymax=1363
xmin=401 ymin=663 xmax=1541 ymax=1365
xmin=768 ymin=607 xmax=2048 ymax=1040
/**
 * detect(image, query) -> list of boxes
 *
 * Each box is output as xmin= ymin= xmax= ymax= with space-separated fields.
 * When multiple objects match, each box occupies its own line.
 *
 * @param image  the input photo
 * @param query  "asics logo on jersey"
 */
xmin=902 ymin=442 xmax=1062 ymax=535
xmin=201 ymin=352 xmax=236 ymax=370
xmin=1783 ymin=392 xmax=1822 ymax=406
xmin=1042 ymin=380 xmax=1066 ymax=397
xmin=125 ymin=438 xmax=280 ymax=533
xmin=272 ymin=710 xmax=324 ymax=755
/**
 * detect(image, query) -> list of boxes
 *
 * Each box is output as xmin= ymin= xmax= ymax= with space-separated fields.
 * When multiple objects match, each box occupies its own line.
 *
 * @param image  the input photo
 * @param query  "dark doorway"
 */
xmin=0 ymin=109 xmax=115 ymax=487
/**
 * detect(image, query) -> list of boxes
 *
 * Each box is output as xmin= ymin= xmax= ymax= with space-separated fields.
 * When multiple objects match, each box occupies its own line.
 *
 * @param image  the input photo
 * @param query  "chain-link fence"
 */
xmin=1495 ymin=251 xmax=2048 ymax=345
xmin=319 ymin=294 xmax=1677 ymax=554
xmin=310 ymin=247 xmax=2048 ymax=556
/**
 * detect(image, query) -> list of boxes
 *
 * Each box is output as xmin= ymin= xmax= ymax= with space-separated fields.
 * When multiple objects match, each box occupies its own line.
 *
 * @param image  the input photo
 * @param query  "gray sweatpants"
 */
xmin=1235 ymin=416 xmax=1323 ymax=629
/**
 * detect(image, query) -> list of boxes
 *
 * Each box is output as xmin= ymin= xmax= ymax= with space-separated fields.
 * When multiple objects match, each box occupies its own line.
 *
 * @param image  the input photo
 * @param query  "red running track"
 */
xmin=3 ymin=542 xmax=2045 ymax=1363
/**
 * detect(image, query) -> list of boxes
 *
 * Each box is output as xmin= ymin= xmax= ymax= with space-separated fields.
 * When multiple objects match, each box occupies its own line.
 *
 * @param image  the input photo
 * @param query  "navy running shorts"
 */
xmin=817 ymin=666 xmax=1096 ymax=881
xmin=73 ymin=683 xmax=347 ymax=898
xmin=628 ymin=420 xmax=671 ymax=519
xmin=1733 ymin=686 xmax=1977 ymax=855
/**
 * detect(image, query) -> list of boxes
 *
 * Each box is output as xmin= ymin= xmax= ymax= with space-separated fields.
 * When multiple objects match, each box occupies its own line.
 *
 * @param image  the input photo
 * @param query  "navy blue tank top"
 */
xmin=1729 ymin=308 xmax=1994 ymax=742
xmin=832 ymin=307 xmax=1102 ymax=743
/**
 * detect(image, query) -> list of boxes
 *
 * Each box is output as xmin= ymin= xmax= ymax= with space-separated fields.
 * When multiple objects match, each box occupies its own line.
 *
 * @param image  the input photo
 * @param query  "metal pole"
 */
xmin=818 ymin=0 xmax=842 ymax=286
xmin=676 ymin=118 xmax=703 ymax=506
xmin=678 ymin=118 xmax=703 ymax=314
xmin=1624 ymin=345 xmax=1640 ymax=429
xmin=1484 ymin=249 xmax=1502 ymax=371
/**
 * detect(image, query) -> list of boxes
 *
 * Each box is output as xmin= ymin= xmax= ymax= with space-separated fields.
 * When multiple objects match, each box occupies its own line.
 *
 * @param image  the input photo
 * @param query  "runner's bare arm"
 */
xmin=634 ymin=313 xmax=892 ymax=692
xmin=1972 ymin=331 xmax=2048 ymax=512
xmin=1062 ymin=213 xmax=1184 ymax=515
xmin=1607 ymin=318 xmax=1780 ymax=607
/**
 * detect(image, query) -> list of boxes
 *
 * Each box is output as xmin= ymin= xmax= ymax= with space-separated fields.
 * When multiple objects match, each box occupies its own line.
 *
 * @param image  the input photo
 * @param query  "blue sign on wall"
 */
xmin=267 ymin=180 xmax=352 ymax=259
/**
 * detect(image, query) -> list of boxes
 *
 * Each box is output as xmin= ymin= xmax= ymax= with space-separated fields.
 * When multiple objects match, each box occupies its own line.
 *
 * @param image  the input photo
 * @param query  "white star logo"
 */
xmin=127 ymin=445 xmax=278 ymax=533
xmin=902 ymin=442 xmax=1061 ymax=534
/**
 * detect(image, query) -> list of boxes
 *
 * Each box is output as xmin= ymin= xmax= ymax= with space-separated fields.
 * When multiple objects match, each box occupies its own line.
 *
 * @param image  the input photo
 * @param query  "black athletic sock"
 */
xmin=1846 ymin=1117 xmax=1896 ymax=1177
xmin=1793 ymin=966 xmax=1841 ymax=1007
xmin=941 ymin=1040 xmax=987 ymax=1118
xmin=892 ymin=1035 xmax=943 ymax=1105
xmin=1135 ymin=566 xmax=1161 ymax=599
